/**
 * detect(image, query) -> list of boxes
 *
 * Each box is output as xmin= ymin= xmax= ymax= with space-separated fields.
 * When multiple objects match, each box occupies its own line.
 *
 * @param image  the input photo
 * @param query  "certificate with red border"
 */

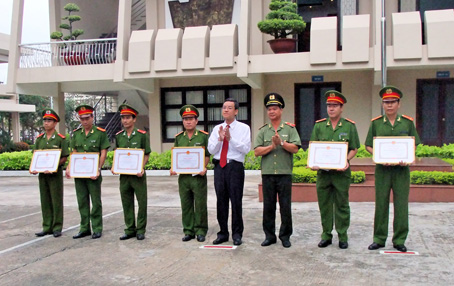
xmin=112 ymin=148 xmax=145 ymax=175
xmin=373 ymin=137 xmax=415 ymax=164
xmin=307 ymin=141 xmax=348 ymax=169
xmin=69 ymin=152 xmax=99 ymax=178
xmin=29 ymin=149 xmax=61 ymax=173
xmin=171 ymin=147 xmax=205 ymax=174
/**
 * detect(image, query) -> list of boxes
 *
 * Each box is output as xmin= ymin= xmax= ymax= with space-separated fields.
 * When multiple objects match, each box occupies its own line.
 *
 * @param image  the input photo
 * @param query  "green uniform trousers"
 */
xmin=119 ymin=174 xmax=148 ymax=235
xmin=38 ymin=170 xmax=64 ymax=232
xmin=178 ymin=174 xmax=208 ymax=236
xmin=75 ymin=176 xmax=103 ymax=233
xmin=316 ymin=169 xmax=351 ymax=242
xmin=373 ymin=165 xmax=410 ymax=245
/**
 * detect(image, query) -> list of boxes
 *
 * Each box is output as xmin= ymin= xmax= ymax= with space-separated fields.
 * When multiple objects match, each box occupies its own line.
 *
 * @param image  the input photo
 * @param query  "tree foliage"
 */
xmin=257 ymin=0 xmax=306 ymax=39
xmin=50 ymin=3 xmax=84 ymax=41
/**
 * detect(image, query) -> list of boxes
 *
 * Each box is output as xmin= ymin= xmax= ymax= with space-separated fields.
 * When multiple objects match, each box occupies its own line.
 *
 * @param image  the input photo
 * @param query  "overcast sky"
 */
xmin=0 ymin=0 xmax=49 ymax=83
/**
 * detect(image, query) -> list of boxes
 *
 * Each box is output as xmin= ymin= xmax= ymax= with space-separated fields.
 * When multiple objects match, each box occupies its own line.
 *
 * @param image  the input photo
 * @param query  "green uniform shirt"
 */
xmin=365 ymin=114 xmax=421 ymax=147
xmin=254 ymin=121 xmax=302 ymax=175
xmin=34 ymin=131 xmax=70 ymax=157
xmin=71 ymin=125 xmax=110 ymax=153
xmin=115 ymin=128 xmax=151 ymax=155
xmin=310 ymin=118 xmax=360 ymax=151
xmin=174 ymin=129 xmax=210 ymax=157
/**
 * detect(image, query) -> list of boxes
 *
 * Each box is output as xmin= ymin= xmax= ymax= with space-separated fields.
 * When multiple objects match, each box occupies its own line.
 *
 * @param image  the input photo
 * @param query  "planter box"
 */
xmin=258 ymin=183 xmax=454 ymax=203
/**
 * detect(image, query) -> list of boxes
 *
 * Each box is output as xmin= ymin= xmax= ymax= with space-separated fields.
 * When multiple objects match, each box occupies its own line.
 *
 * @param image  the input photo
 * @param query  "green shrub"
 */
xmin=356 ymin=145 xmax=372 ymax=158
xmin=145 ymin=150 xmax=172 ymax=170
xmin=411 ymin=170 xmax=454 ymax=185
xmin=291 ymin=167 xmax=366 ymax=184
xmin=442 ymin=158 xmax=454 ymax=167
xmin=244 ymin=151 xmax=261 ymax=170
xmin=0 ymin=151 xmax=33 ymax=170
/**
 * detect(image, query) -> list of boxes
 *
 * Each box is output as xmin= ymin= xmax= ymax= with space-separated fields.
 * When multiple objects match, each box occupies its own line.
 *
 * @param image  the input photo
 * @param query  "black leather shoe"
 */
xmin=318 ymin=239 xmax=332 ymax=248
xmin=136 ymin=234 xmax=145 ymax=240
xmin=196 ymin=235 xmax=205 ymax=242
xmin=53 ymin=231 xmax=62 ymax=238
xmin=393 ymin=244 xmax=407 ymax=252
xmin=72 ymin=231 xmax=91 ymax=239
xmin=233 ymin=238 xmax=242 ymax=246
xmin=339 ymin=241 xmax=348 ymax=249
xmin=35 ymin=231 xmax=51 ymax=237
xmin=182 ymin=234 xmax=195 ymax=242
xmin=261 ymin=239 xmax=277 ymax=247
xmin=120 ymin=233 xmax=135 ymax=240
xmin=282 ymin=240 xmax=291 ymax=248
xmin=368 ymin=242 xmax=385 ymax=250
xmin=92 ymin=232 xmax=102 ymax=239
xmin=212 ymin=237 xmax=228 ymax=245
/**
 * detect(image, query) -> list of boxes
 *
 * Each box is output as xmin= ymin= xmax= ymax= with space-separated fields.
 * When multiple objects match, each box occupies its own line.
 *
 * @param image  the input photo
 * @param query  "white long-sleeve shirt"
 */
xmin=208 ymin=119 xmax=251 ymax=163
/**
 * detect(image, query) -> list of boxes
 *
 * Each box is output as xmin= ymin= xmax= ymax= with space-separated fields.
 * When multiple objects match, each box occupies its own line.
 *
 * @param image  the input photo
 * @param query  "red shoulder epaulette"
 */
xmin=115 ymin=130 xmax=123 ymax=136
xmin=73 ymin=127 xmax=81 ymax=132
xmin=199 ymin=130 xmax=208 ymax=135
xmin=97 ymin=127 xmax=106 ymax=132
xmin=345 ymin=118 xmax=356 ymax=124
xmin=137 ymin=129 xmax=146 ymax=134
xmin=174 ymin=131 xmax=184 ymax=137
xmin=37 ymin=133 xmax=44 ymax=138
xmin=371 ymin=115 xmax=383 ymax=121
xmin=402 ymin=115 xmax=414 ymax=121
xmin=285 ymin=122 xmax=295 ymax=127
xmin=58 ymin=133 xmax=66 ymax=139
xmin=315 ymin=118 xmax=327 ymax=123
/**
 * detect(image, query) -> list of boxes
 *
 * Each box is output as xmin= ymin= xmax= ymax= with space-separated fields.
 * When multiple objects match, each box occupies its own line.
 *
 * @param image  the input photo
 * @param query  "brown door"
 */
xmin=417 ymin=79 xmax=454 ymax=146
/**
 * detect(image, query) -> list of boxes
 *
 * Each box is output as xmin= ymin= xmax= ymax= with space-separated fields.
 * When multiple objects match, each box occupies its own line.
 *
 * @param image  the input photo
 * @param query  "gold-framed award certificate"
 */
xmin=171 ymin=147 xmax=205 ymax=174
xmin=69 ymin=152 xmax=100 ymax=178
xmin=29 ymin=149 xmax=62 ymax=173
xmin=112 ymin=148 xmax=145 ymax=175
xmin=307 ymin=141 xmax=348 ymax=169
xmin=373 ymin=136 xmax=415 ymax=164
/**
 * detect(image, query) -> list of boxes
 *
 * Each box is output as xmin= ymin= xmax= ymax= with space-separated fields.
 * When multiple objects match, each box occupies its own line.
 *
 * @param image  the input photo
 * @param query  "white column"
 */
xmin=6 ymin=0 xmax=24 ymax=94
xmin=11 ymin=112 xmax=20 ymax=142
xmin=114 ymin=0 xmax=132 ymax=83
xmin=146 ymin=0 xmax=159 ymax=30
xmin=148 ymin=79 xmax=162 ymax=153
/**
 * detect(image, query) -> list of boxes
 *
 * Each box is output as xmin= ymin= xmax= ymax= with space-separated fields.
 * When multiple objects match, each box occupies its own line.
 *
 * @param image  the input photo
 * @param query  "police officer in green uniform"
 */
xmin=31 ymin=109 xmax=69 ymax=238
xmin=170 ymin=105 xmax=210 ymax=242
xmin=365 ymin=86 xmax=421 ymax=253
xmin=309 ymin=91 xmax=360 ymax=249
xmin=254 ymin=93 xmax=301 ymax=248
xmin=113 ymin=104 xmax=151 ymax=241
xmin=67 ymin=105 xmax=110 ymax=239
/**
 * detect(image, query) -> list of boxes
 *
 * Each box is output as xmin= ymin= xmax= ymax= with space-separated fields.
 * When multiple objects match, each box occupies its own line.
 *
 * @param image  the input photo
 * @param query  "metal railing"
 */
xmin=19 ymin=38 xmax=117 ymax=68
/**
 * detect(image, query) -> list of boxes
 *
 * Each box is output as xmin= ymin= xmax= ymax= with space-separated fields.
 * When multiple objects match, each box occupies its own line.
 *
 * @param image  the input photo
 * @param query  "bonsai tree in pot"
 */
xmin=257 ymin=0 xmax=306 ymax=53
xmin=50 ymin=3 xmax=85 ymax=65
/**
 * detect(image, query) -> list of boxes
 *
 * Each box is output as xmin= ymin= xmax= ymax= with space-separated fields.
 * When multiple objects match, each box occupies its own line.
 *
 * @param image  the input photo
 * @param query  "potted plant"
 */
xmin=257 ymin=0 xmax=306 ymax=54
xmin=50 ymin=3 xmax=85 ymax=65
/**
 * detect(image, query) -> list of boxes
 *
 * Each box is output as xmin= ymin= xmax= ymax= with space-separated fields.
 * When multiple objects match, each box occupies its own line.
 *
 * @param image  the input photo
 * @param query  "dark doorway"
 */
xmin=416 ymin=79 xmax=454 ymax=146
xmin=295 ymin=82 xmax=342 ymax=148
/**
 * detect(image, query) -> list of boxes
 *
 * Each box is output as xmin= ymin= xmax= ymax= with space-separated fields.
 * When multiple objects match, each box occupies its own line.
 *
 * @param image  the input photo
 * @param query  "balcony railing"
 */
xmin=19 ymin=38 xmax=117 ymax=68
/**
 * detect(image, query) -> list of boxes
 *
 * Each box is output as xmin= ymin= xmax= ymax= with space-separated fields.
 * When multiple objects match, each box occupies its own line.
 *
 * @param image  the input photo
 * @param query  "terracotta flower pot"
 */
xmin=267 ymin=38 xmax=297 ymax=54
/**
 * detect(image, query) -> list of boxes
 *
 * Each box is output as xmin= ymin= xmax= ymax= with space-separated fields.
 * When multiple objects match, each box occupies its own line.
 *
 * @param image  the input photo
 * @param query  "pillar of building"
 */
xmin=148 ymin=79 xmax=162 ymax=153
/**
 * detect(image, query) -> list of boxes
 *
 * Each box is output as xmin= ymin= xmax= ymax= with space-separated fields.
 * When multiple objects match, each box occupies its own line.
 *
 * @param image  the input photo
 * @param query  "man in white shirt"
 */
xmin=208 ymin=98 xmax=251 ymax=246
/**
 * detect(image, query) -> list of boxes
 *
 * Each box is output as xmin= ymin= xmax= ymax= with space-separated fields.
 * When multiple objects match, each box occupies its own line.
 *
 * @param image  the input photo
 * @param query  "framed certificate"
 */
xmin=29 ymin=149 xmax=62 ymax=173
xmin=69 ymin=152 xmax=100 ymax=178
xmin=373 ymin=136 xmax=415 ymax=164
xmin=112 ymin=148 xmax=145 ymax=175
xmin=307 ymin=141 xmax=348 ymax=169
xmin=171 ymin=147 xmax=205 ymax=174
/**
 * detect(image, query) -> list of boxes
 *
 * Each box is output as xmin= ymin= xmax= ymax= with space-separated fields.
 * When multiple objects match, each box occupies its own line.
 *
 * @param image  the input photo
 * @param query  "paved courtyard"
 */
xmin=0 ymin=173 xmax=454 ymax=285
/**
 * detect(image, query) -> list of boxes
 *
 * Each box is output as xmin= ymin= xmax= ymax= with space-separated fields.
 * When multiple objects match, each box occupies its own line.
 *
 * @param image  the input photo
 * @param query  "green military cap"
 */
xmin=325 ymin=90 xmax=347 ymax=104
xmin=180 ymin=104 xmax=199 ymax=117
xmin=118 ymin=104 xmax=139 ymax=117
xmin=264 ymin=92 xmax=285 ymax=108
xmin=42 ymin=108 xmax=60 ymax=122
xmin=75 ymin=104 xmax=94 ymax=118
xmin=379 ymin=86 xmax=403 ymax=101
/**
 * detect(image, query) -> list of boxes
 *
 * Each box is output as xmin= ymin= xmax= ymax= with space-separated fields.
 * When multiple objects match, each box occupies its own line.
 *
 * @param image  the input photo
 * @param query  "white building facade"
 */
xmin=6 ymin=0 xmax=454 ymax=150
